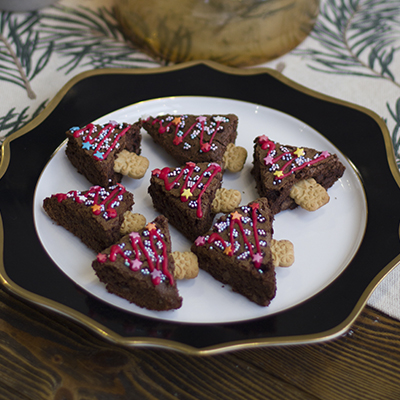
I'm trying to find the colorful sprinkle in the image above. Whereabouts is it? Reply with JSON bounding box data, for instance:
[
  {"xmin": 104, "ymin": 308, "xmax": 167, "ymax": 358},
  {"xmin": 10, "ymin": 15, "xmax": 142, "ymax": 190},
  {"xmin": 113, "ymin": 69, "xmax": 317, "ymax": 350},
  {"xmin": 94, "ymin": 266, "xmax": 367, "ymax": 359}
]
[
  {"xmin": 258, "ymin": 136, "xmax": 330, "ymax": 181},
  {"xmin": 152, "ymin": 115, "xmax": 227, "ymax": 153},
  {"xmin": 53, "ymin": 184, "xmax": 126, "ymax": 220},
  {"xmin": 152, "ymin": 162, "xmax": 222, "ymax": 218},
  {"xmin": 201, "ymin": 202, "xmax": 267, "ymax": 270}
]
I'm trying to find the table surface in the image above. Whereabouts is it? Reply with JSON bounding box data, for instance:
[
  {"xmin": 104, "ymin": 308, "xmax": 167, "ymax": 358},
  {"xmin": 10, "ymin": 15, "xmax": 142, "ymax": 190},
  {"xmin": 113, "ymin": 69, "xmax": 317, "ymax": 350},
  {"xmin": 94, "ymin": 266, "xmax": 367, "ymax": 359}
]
[
  {"xmin": 1, "ymin": 0, "xmax": 400, "ymax": 398},
  {"xmin": 0, "ymin": 288, "xmax": 399, "ymax": 399}
]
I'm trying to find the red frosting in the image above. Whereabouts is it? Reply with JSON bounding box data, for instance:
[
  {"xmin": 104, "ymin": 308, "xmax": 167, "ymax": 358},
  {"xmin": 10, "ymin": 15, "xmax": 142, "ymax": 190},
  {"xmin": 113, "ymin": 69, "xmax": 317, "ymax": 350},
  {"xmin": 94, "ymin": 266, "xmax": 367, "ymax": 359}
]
[
  {"xmin": 197, "ymin": 202, "xmax": 266, "ymax": 270},
  {"xmin": 152, "ymin": 115, "xmax": 224, "ymax": 153},
  {"xmin": 97, "ymin": 222, "xmax": 175, "ymax": 287},
  {"xmin": 72, "ymin": 122, "xmax": 131, "ymax": 161},
  {"xmin": 257, "ymin": 135, "xmax": 330, "ymax": 181},
  {"xmin": 53, "ymin": 184, "xmax": 126, "ymax": 219},
  {"xmin": 152, "ymin": 162, "xmax": 222, "ymax": 218}
]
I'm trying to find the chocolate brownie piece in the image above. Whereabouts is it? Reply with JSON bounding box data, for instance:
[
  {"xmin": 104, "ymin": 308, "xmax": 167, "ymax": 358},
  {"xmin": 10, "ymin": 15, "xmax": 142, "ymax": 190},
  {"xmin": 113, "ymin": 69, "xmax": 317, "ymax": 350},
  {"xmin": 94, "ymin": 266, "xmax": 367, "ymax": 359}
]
[
  {"xmin": 252, "ymin": 135, "xmax": 346, "ymax": 215},
  {"xmin": 66, "ymin": 121, "xmax": 142, "ymax": 187},
  {"xmin": 92, "ymin": 215, "xmax": 182, "ymax": 311},
  {"xmin": 148, "ymin": 161, "xmax": 223, "ymax": 241},
  {"xmin": 142, "ymin": 114, "xmax": 238, "ymax": 165},
  {"xmin": 43, "ymin": 184, "xmax": 134, "ymax": 253},
  {"xmin": 191, "ymin": 198, "xmax": 276, "ymax": 306}
]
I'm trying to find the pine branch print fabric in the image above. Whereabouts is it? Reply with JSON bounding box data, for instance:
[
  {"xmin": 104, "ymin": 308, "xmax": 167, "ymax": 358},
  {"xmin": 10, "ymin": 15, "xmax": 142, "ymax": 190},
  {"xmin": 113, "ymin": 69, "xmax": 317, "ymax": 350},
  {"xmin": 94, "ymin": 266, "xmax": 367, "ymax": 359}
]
[
  {"xmin": 276, "ymin": 0, "xmax": 400, "ymax": 166},
  {"xmin": 296, "ymin": 0, "xmax": 400, "ymax": 80},
  {"xmin": 0, "ymin": 1, "xmax": 157, "ymax": 143}
]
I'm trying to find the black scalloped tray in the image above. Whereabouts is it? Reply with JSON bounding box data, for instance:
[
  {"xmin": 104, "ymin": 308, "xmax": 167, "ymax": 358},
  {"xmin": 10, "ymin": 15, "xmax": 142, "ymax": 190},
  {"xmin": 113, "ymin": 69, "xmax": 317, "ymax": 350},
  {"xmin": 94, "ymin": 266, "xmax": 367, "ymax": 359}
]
[{"xmin": 1, "ymin": 61, "xmax": 399, "ymax": 355}]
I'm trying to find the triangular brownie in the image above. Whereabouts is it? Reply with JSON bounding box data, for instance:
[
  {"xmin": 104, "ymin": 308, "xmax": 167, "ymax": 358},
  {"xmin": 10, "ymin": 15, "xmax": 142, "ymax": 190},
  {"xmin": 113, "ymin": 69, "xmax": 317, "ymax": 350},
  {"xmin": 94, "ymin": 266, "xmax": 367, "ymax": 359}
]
[
  {"xmin": 191, "ymin": 198, "xmax": 276, "ymax": 306},
  {"xmin": 66, "ymin": 120, "xmax": 142, "ymax": 187},
  {"xmin": 148, "ymin": 162, "xmax": 223, "ymax": 241},
  {"xmin": 142, "ymin": 114, "xmax": 238, "ymax": 165},
  {"xmin": 92, "ymin": 215, "xmax": 183, "ymax": 311},
  {"xmin": 43, "ymin": 184, "xmax": 134, "ymax": 253},
  {"xmin": 252, "ymin": 135, "xmax": 346, "ymax": 214}
]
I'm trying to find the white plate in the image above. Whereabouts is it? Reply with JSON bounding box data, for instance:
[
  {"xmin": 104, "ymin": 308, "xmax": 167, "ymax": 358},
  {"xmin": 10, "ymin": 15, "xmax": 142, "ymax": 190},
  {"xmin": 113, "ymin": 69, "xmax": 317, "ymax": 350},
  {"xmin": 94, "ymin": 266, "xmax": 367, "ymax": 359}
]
[{"xmin": 33, "ymin": 96, "xmax": 367, "ymax": 324}]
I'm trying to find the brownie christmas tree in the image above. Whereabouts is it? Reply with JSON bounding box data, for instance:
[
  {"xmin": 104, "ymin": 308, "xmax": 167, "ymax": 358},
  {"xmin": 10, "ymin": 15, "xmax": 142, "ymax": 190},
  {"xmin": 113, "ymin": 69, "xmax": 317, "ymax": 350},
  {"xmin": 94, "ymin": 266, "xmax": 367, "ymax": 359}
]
[
  {"xmin": 252, "ymin": 135, "xmax": 346, "ymax": 214},
  {"xmin": 191, "ymin": 198, "xmax": 276, "ymax": 306},
  {"xmin": 43, "ymin": 183, "xmax": 134, "ymax": 253},
  {"xmin": 149, "ymin": 161, "xmax": 224, "ymax": 241},
  {"xmin": 65, "ymin": 120, "xmax": 143, "ymax": 187},
  {"xmin": 142, "ymin": 114, "xmax": 245, "ymax": 170},
  {"xmin": 92, "ymin": 215, "xmax": 182, "ymax": 311}
]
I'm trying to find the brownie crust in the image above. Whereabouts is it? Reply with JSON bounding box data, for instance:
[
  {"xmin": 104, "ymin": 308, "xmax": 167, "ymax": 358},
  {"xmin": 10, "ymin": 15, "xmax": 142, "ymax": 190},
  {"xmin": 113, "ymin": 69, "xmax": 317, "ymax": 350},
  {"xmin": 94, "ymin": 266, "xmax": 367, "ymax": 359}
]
[
  {"xmin": 142, "ymin": 114, "xmax": 238, "ymax": 165},
  {"xmin": 252, "ymin": 136, "xmax": 346, "ymax": 215},
  {"xmin": 43, "ymin": 185, "xmax": 134, "ymax": 253},
  {"xmin": 148, "ymin": 162, "xmax": 223, "ymax": 241},
  {"xmin": 191, "ymin": 198, "xmax": 276, "ymax": 306},
  {"xmin": 65, "ymin": 121, "xmax": 142, "ymax": 187},
  {"xmin": 92, "ymin": 215, "xmax": 182, "ymax": 311}
]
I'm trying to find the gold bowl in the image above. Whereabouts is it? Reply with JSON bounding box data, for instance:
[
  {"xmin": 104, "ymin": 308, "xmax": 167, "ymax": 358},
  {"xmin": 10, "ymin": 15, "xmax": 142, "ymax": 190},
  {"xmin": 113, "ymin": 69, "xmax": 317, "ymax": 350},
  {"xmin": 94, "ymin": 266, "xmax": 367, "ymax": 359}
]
[{"xmin": 115, "ymin": 0, "xmax": 319, "ymax": 67}]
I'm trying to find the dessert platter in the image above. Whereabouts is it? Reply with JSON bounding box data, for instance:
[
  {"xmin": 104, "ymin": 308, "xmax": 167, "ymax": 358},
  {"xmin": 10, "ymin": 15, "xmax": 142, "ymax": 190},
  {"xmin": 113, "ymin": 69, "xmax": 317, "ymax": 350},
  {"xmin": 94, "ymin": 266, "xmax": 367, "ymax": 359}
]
[
  {"xmin": 1, "ymin": 62, "xmax": 399, "ymax": 354},
  {"xmin": 34, "ymin": 95, "xmax": 362, "ymax": 322}
]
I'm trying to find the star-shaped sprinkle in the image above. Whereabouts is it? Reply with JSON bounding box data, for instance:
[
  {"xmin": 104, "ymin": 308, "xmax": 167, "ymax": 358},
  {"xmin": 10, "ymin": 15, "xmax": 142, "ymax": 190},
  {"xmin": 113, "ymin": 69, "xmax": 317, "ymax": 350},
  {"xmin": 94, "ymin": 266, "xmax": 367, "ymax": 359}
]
[
  {"xmin": 151, "ymin": 269, "xmax": 162, "ymax": 285},
  {"xmin": 172, "ymin": 116, "xmax": 181, "ymax": 125},
  {"xmin": 200, "ymin": 142, "xmax": 211, "ymax": 152},
  {"xmin": 258, "ymin": 135, "xmax": 269, "ymax": 143},
  {"xmin": 92, "ymin": 204, "xmax": 102, "ymax": 215},
  {"xmin": 96, "ymin": 253, "xmax": 107, "ymax": 263},
  {"xmin": 230, "ymin": 211, "xmax": 242, "ymax": 221},
  {"xmin": 82, "ymin": 141, "xmax": 92, "ymax": 150},
  {"xmin": 173, "ymin": 136, "xmax": 183, "ymax": 145},
  {"xmin": 181, "ymin": 188, "xmax": 192, "ymax": 200},
  {"xmin": 146, "ymin": 222, "xmax": 157, "ymax": 232},
  {"xmin": 94, "ymin": 151, "xmax": 104, "ymax": 160},
  {"xmin": 197, "ymin": 116, "xmax": 207, "ymax": 123},
  {"xmin": 249, "ymin": 202, "xmax": 260, "ymax": 210},
  {"xmin": 224, "ymin": 245, "xmax": 233, "ymax": 256},
  {"xmin": 252, "ymin": 252, "xmax": 263, "ymax": 264},
  {"xmin": 263, "ymin": 154, "xmax": 274, "ymax": 165},
  {"xmin": 130, "ymin": 258, "xmax": 142, "ymax": 271},
  {"xmin": 321, "ymin": 151, "xmax": 330, "ymax": 158},
  {"xmin": 274, "ymin": 170, "xmax": 284, "ymax": 178},
  {"xmin": 195, "ymin": 236, "xmax": 206, "ymax": 246},
  {"xmin": 294, "ymin": 147, "xmax": 305, "ymax": 157},
  {"xmin": 129, "ymin": 232, "xmax": 141, "ymax": 241},
  {"xmin": 151, "ymin": 269, "xmax": 162, "ymax": 279}
]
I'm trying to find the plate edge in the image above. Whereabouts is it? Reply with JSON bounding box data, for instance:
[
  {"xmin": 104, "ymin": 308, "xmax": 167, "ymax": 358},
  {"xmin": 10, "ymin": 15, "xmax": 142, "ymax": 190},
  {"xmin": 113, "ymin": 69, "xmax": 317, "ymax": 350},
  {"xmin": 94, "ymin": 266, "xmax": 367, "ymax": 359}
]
[{"xmin": 1, "ymin": 60, "xmax": 400, "ymax": 353}]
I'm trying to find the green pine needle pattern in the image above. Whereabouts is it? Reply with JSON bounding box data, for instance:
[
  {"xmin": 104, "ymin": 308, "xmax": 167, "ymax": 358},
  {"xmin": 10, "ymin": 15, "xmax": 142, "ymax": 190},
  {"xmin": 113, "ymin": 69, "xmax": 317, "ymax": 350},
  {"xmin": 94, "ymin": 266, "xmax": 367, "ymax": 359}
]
[
  {"xmin": 0, "ymin": 5, "xmax": 157, "ymax": 141},
  {"xmin": 0, "ymin": 100, "xmax": 47, "ymax": 135},
  {"xmin": 293, "ymin": 0, "xmax": 400, "ymax": 167},
  {"xmin": 39, "ymin": 5, "xmax": 157, "ymax": 72},
  {"xmin": 0, "ymin": 12, "xmax": 53, "ymax": 99}
]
